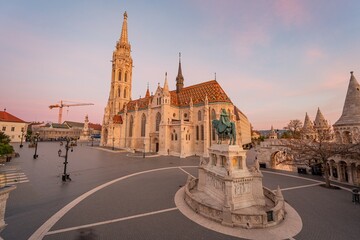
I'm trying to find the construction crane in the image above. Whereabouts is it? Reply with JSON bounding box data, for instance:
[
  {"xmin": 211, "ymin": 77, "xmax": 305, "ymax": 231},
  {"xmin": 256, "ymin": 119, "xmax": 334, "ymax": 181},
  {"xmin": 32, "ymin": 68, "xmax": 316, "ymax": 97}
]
[{"xmin": 49, "ymin": 100, "xmax": 94, "ymax": 124}]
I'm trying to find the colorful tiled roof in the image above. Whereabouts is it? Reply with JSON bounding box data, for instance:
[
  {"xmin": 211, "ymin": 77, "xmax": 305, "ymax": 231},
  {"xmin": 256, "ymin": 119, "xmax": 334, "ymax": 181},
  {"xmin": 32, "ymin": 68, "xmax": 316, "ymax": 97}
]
[
  {"xmin": 171, "ymin": 80, "xmax": 232, "ymax": 106},
  {"xmin": 123, "ymin": 80, "xmax": 232, "ymax": 112},
  {"xmin": 124, "ymin": 95, "xmax": 153, "ymax": 112},
  {"xmin": 0, "ymin": 111, "xmax": 26, "ymax": 123}
]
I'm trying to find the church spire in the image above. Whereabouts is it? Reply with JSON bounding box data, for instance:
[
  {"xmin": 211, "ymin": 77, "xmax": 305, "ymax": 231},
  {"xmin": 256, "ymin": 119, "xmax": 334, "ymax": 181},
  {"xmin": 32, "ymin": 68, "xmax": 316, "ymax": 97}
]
[
  {"xmin": 334, "ymin": 71, "xmax": 360, "ymax": 126},
  {"xmin": 117, "ymin": 11, "xmax": 130, "ymax": 51},
  {"xmin": 163, "ymin": 72, "xmax": 169, "ymax": 93},
  {"xmin": 145, "ymin": 82, "xmax": 150, "ymax": 98},
  {"xmin": 176, "ymin": 52, "xmax": 184, "ymax": 93}
]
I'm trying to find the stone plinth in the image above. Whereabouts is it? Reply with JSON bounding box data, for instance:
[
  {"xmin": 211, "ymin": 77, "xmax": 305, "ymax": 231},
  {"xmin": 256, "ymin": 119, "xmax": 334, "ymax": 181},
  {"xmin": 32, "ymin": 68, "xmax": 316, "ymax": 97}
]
[
  {"xmin": 184, "ymin": 144, "xmax": 286, "ymax": 228},
  {"xmin": 0, "ymin": 185, "xmax": 16, "ymax": 233}
]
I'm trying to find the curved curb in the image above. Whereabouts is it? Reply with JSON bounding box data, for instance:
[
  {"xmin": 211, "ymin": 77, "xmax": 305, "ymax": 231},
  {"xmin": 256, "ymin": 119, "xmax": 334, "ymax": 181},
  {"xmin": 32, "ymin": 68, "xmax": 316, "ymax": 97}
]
[
  {"xmin": 29, "ymin": 166, "xmax": 196, "ymax": 240},
  {"xmin": 174, "ymin": 187, "xmax": 302, "ymax": 240}
]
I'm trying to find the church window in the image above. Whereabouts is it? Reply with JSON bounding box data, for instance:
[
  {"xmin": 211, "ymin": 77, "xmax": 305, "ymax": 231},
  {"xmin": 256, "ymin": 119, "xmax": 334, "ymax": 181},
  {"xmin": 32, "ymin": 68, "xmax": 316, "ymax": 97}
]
[
  {"xmin": 175, "ymin": 133, "xmax": 178, "ymax": 141},
  {"xmin": 124, "ymin": 72, "xmax": 127, "ymax": 82},
  {"xmin": 118, "ymin": 71, "xmax": 122, "ymax": 81},
  {"xmin": 124, "ymin": 88, "xmax": 127, "ymax": 98},
  {"xmin": 141, "ymin": 114, "xmax": 146, "ymax": 137},
  {"xmin": 118, "ymin": 87, "xmax": 121, "ymax": 97},
  {"xmin": 129, "ymin": 115, "xmax": 134, "ymax": 137},
  {"xmin": 196, "ymin": 125, "xmax": 199, "ymax": 140},
  {"xmin": 198, "ymin": 110, "xmax": 202, "ymax": 121},
  {"xmin": 189, "ymin": 134, "xmax": 190, "ymax": 141},
  {"xmin": 211, "ymin": 109, "xmax": 216, "ymax": 120},
  {"xmin": 156, "ymin": 112, "xmax": 161, "ymax": 131},
  {"xmin": 159, "ymin": 97, "xmax": 162, "ymax": 104},
  {"xmin": 201, "ymin": 125, "xmax": 204, "ymax": 140}
]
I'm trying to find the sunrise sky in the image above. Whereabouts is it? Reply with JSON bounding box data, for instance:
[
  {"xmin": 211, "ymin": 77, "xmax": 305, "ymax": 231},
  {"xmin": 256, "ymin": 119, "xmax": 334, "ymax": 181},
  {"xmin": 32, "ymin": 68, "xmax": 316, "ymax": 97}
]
[{"xmin": 1, "ymin": 0, "xmax": 360, "ymax": 130}]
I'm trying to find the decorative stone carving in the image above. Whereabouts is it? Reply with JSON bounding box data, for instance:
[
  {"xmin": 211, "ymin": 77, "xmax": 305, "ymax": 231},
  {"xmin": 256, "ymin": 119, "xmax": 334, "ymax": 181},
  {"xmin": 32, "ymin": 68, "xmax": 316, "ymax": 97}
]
[{"xmin": 184, "ymin": 143, "xmax": 286, "ymax": 229}]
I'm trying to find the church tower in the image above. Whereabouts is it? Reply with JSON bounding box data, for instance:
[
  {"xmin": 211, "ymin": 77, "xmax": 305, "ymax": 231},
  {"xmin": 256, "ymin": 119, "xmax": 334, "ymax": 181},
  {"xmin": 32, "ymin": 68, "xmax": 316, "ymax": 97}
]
[{"xmin": 101, "ymin": 12, "xmax": 133, "ymax": 146}]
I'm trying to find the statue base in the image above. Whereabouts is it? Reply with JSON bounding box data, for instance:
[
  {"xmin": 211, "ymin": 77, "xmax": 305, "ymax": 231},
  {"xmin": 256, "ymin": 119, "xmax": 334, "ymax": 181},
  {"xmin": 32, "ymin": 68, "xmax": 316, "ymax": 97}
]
[{"xmin": 184, "ymin": 144, "xmax": 286, "ymax": 228}]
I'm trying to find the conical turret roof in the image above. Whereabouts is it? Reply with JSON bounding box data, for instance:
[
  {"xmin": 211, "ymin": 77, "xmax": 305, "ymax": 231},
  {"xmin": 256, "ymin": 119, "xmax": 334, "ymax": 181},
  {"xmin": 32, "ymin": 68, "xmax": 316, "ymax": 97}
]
[
  {"xmin": 314, "ymin": 108, "xmax": 328, "ymax": 129},
  {"xmin": 334, "ymin": 71, "xmax": 360, "ymax": 126},
  {"xmin": 303, "ymin": 112, "xmax": 314, "ymax": 132}
]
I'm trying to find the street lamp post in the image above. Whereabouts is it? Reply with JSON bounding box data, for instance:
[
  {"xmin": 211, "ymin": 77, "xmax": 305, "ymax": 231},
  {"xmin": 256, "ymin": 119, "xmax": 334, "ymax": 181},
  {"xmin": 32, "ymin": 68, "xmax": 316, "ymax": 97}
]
[
  {"xmin": 112, "ymin": 137, "xmax": 115, "ymax": 150},
  {"xmin": 143, "ymin": 140, "xmax": 145, "ymax": 158},
  {"xmin": 20, "ymin": 129, "xmax": 24, "ymax": 148},
  {"xmin": 91, "ymin": 136, "xmax": 94, "ymax": 147},
  {"xmin": 33, "ymin": 132, "xmax": 39, "ymax": 159},
  {"xmin": 58, "ymin": 137, "xmax": 74, "ymax": 182}
]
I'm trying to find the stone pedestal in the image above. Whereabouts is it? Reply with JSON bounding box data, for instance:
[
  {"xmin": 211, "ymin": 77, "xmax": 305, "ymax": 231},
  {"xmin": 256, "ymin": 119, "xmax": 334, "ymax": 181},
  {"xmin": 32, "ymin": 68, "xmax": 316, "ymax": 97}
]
[
  {"xmin": 0, "ymin": 185, "xmax": 16, "ymax": 233},
  {"xmin": 184, "ymin": 144, "xmax": 286, "ymax": 229}
]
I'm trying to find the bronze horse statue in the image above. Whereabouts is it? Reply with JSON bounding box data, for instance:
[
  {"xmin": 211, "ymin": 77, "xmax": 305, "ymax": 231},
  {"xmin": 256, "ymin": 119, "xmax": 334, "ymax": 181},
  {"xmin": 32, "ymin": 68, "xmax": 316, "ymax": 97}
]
[{"xmin": 212, "ymin": 109, "xmax": 236, "ymax": 145}]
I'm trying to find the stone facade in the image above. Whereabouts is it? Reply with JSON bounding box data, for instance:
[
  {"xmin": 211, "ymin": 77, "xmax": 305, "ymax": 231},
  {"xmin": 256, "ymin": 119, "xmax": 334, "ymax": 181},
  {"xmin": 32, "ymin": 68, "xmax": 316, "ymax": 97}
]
[
  {"xmin": 101, "ymin": 12, "xmax": 251, "ymax": 157},
  {"xmin": 0, "ymin": 111, "xmax": 28, "ymax": 143},
  {"xmin": 331, "ymin": 71, "xmax": 360, "ymax": 186}
]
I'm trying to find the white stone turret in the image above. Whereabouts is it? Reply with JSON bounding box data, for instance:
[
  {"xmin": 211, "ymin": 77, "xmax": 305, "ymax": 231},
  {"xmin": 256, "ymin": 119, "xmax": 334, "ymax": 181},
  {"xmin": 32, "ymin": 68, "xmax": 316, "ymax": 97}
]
[{"xmin": 333, "ymin": 71, "xmax": 360, "ymax": 143}]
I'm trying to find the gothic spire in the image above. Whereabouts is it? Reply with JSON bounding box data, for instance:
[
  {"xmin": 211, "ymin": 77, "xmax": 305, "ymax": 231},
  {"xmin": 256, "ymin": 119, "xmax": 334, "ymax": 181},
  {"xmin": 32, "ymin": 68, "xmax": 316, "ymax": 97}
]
[
  {"xmin": 116, "ymin": 11, "xmax": 131, "ymax": 52},
  {"xmin": 334, "ymin": 71, "xmax": 360, "ymax": 126},
  {"xmin": 163, "ymin": 72, "xmax": 169, "ymax": 92},
  {"xmin": 176, "ymin": 52, "xmax": 184, "ymax": 93},
  {"xmin": 145, "ymin": 82, "xmax": 150, "ymax": 98},
  {"xmin": 120, "ymin": 11, "xmax": 129, "ymax": 44}
]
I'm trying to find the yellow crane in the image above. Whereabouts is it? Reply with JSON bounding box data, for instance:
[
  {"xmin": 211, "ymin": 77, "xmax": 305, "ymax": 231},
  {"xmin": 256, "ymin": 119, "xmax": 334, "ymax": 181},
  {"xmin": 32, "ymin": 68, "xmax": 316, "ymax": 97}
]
[{"xmin": 49, "ymin": 100, "xmax": 94, "ymax": 124}]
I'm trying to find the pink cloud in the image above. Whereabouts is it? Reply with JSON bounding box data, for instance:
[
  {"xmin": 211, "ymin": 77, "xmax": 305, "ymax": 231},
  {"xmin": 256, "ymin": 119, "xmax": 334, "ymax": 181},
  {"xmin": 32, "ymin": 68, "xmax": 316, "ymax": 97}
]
[{"xmin": 274, "ymin": 0, "xmax": 310, "ymax": 26}]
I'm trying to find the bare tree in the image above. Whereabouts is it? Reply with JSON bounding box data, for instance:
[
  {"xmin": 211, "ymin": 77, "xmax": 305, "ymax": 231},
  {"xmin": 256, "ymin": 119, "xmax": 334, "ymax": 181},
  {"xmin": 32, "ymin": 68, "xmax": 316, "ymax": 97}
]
[
  {"xmin": 284, "ymin": 119, "xmax": 303, "ymax": 139},
  {"xmin": 280, "ymin": 127, "xmax": 360, "ymax": 188}
]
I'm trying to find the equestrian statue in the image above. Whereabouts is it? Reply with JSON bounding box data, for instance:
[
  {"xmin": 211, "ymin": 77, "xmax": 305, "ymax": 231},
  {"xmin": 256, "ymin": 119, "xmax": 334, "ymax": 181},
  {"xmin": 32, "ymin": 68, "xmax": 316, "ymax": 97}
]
[{"xmin": 212, "ymin": 109, "xmax": 236, "ymax": 145}]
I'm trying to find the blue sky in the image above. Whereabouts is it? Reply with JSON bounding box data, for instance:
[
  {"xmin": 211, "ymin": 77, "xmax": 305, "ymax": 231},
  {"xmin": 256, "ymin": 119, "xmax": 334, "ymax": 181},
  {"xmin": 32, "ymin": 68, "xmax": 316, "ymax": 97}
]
[{"xmin": 1, "ymin": 0, "xmax": 360, "ymax": 129}]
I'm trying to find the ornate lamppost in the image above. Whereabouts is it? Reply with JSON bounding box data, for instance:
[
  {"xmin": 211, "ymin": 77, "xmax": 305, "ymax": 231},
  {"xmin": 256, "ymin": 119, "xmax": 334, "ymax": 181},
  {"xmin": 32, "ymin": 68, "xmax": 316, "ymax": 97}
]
[
  {"xmin": 58, "ymin": 137, "xmax": 75, "ymax": 182},
  {"xmin": 19, "ymin": 129, "xmax": 25, "ymax": 148},
  {"xmin": 33, "ymin": 132, "xmax": 40, "ymax": 159}
]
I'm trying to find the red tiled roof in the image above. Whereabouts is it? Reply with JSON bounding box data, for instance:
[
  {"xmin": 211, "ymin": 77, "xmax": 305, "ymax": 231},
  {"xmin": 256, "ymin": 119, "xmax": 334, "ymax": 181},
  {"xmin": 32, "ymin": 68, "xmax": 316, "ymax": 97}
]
[
  {"xmin": 113, "ymin": 115, "xmax": 123, "ymax": 124},
  {"xmin": 125, "ymin": 95, "xmax": 153, "ymax": 112},
  {"xmin": 123, "ymin": 80, "xmax": 232, "ymax": 112},
  {"xmin": 89, "ymin": 123, "xmax": 102, "ymax": 131},
  {"xmin": 0, "ymin": 111, "xmax": 26, "ymax": 123},
  {"xmin": 171, "ymin": 80, "xmax": 232, "ymax": 106}
]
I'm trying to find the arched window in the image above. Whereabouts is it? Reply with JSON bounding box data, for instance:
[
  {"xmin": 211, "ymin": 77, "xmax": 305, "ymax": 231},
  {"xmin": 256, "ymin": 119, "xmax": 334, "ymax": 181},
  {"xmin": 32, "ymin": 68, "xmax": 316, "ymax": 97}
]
[
  {"xmin": 141, "ymin": 114, "xmax": 146, "ymax": 137},
  {"xmin": 196, "ymin": 125, "xmax": 199, "ymax": 140},
  {"xmin": 124, "ymin": 88, "xmax": 127, "ymax": 98},
  {"xmin": 118, "ymin": 71, "xmax": 122, "ymax": 81},
  {"xmin": 129, "ymin": 115, "xmax": 134, "ymax": 137},
  {"xmin": 175, "ymin": 133, "xmax": 178, "ymax": 141},
  {"xmin": 211, "ymin": 109, "xmax": 216, "ymax": 120},
  {"xmin": 198, "ymin": 110, "xmax": 202, "ymax": 121},
  {"xmin": 124, "ymin": 72, "xmax": 127, "ymax": 82},
  {"xmin": 118, "ymin": 87, "xmax": 121, "ymax": 97},
  {"xmin": 201, "ymin": 125, "xmax": 204, "ymax": 140},
  {"xmin": 156, "ymin": 112, "xmax": 161, "ymax": 131}
]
